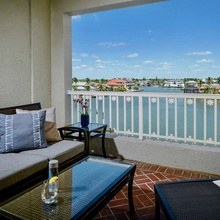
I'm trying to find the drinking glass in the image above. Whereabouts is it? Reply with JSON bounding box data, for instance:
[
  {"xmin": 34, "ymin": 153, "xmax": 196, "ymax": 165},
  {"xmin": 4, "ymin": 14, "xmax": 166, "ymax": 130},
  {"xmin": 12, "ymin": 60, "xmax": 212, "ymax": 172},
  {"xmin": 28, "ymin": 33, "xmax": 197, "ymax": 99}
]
[{"xmin": 41, "ymin": 179, "xmax": 59, "ymax": 204}]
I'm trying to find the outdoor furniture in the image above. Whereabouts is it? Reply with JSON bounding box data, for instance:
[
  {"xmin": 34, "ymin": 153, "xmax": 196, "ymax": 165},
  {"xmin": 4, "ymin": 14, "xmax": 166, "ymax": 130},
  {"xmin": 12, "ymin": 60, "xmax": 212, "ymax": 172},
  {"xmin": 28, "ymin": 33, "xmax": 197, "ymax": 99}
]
[
  {"xmin": 0, "ymin": 103, "xmax": 86, "ymax": 206},
  {"xmin": 154, "ymin": 179, "xmax": 220, "ymax": 220},
  {"xmin": 58, "ymin": 123, "xmax": 107, "ymax": 157},
  {"xmin": 0, "ymin": 156, "xmax": 136, "ymax": 220}
]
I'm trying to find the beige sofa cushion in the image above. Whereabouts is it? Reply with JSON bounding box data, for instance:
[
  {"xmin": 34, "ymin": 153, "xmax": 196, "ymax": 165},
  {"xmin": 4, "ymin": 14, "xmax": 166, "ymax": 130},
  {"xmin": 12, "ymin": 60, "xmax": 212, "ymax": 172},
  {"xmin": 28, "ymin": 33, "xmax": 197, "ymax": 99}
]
[
  {"xmin": 0, "ymin": 153, "xmax": 47, "ymax": 191},
  {"xmin": 20, "ymin": 140, "xmax": 85, "ymax": 164}
]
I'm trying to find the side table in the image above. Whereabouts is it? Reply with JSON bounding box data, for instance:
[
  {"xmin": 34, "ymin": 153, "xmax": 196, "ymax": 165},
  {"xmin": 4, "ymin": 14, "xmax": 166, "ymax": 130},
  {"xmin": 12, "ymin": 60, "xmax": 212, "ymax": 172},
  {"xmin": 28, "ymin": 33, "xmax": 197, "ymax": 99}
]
[{"xmin": 58, "ymin": 123, "xmax": 107, "ymax": 158}]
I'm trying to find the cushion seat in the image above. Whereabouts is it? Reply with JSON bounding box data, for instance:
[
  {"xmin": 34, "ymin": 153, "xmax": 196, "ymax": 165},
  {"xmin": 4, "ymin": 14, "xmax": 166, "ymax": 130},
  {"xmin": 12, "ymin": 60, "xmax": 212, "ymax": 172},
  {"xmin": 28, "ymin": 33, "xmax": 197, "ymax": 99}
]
[
  {"xmin": 20, "ymin": 140, "xmax": 85, "ymax": 164},
  {"xmin": 0, "ymin": 153, "xmax": 47, "ymax": 191}
]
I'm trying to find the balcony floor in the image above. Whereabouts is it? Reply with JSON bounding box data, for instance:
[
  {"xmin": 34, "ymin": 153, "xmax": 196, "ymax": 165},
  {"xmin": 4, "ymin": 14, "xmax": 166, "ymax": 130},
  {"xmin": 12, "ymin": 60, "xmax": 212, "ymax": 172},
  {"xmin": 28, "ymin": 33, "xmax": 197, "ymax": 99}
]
[{"xmin": 94, "ymin": 160, "xmax": 220, "ymax": 220}]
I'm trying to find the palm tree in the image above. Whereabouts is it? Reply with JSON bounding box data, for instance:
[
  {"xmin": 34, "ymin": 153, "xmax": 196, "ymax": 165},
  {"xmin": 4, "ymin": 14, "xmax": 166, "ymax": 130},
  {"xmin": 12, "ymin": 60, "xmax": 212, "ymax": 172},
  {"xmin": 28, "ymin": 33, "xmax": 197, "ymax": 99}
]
[
  {"xmin": 197, "ymin": 79, "xmax": 203, "ymax": 87},
  {"xmin": 85, "ymin": 77, "xmax": 90, "ymax": 84},
  {"xmin": 85, "ymin": 86, "xmax": 90, "ymax": 91},
  {"xmin": 72, "ymin": 77, "xmax": 78, "ymax": 85},
  {"xmin": 72, "ymin": 85, "xmax": 77, "ymax": 91},
  {"xmin": 100, "ymin": 78, "xmax": 106, "ymax": 84},
  {"xmin": 97, "ymin": 84, "xmax": 104, "ymax": 91},
  {"xmin": 207, "ymin": 77, "xmax": 212, "ymax": 86},
  {"xmin": 203, "ymin": 86, "xmax": 211, "ymax": 94},
  {"xmin": 212, "ymin": 87, "xmax": 219, "ymax": 94}
]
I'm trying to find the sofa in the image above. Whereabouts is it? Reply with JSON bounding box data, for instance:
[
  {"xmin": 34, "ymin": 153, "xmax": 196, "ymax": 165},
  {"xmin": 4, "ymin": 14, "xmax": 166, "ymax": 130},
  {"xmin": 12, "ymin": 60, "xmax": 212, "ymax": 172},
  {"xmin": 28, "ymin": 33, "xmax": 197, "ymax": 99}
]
[{"xmin": 0, "ymin": 103, "xmax": 87, "ymax": 205}]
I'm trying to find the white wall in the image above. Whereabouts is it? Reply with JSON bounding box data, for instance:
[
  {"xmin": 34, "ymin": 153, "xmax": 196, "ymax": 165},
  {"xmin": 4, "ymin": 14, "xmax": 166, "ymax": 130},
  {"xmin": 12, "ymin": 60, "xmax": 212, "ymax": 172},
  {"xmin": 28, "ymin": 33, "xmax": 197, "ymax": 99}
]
[
  {"xmin": 0, "ymin": 0, "xmax": 51, "ymax": 108},
  {"xmin": 0, "ymin": 0, "xmax": 31, "ymax": 107}
]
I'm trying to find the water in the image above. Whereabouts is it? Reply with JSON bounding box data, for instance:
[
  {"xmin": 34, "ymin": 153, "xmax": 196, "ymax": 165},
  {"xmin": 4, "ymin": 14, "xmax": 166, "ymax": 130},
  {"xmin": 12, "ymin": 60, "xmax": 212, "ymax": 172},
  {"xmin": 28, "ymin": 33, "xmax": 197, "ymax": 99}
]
[{"xmin": 142, "ymin": 86, "xmax": 184, "ymax": 94}]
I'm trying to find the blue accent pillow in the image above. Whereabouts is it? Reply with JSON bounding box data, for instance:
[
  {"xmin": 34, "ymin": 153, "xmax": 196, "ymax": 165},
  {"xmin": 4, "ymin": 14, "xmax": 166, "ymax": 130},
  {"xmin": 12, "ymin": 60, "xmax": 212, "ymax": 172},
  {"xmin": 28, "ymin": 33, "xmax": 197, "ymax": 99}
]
[{"xmin": 0, "ymin": 111, "xmax": 48, "ymax": 153}]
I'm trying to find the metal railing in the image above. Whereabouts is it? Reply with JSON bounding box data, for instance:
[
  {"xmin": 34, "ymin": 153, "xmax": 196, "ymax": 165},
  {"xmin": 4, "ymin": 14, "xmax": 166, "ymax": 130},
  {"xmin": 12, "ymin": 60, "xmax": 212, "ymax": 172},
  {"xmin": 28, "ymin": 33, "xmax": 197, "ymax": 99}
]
[{"xmin": 67, "ymin": 90, "xmax": 220, "ymax": 146}]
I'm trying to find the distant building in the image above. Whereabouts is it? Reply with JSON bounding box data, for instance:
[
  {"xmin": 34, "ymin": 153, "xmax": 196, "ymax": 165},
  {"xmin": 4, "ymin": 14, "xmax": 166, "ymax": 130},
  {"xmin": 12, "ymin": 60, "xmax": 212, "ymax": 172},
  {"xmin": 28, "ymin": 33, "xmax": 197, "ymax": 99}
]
[
  {"xmin": 163, "ymin": 79, "xmax": 184, "ymax": 88},
  {"xmin": 72, "ymin": 82, "xmax": 90, "ymax": 91},
  {"xmin": 184, "ymin": 80, "xmax": 200, "ymax": 93},
  {"xmin": 106, "ymin": 79, "xmax": 127, "ymax": 88}
]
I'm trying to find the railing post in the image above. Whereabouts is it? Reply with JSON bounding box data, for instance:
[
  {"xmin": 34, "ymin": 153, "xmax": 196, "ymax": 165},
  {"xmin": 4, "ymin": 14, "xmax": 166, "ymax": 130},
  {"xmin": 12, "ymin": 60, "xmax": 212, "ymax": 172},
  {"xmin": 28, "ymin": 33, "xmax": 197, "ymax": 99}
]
[{"xmin": 139, "ymin": 96, "xmax": 143, "ymax": 140}]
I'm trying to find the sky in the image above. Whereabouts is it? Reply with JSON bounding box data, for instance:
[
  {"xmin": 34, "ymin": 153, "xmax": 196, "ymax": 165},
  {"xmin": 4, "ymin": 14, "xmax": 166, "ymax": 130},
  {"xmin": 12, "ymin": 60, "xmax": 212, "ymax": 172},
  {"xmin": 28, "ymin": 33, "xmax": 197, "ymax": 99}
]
[{"xmin": 72, "ymin": 0, "xmax": 220, "ymax": 80}]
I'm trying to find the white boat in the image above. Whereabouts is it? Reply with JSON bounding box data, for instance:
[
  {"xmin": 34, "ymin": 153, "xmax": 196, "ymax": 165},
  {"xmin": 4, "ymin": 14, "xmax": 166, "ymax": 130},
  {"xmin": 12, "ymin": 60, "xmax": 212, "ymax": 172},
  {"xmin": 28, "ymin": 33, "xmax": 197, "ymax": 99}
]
[{"xmin": 163, "ymin": 80, "xmax": 184, "ymax": 88}]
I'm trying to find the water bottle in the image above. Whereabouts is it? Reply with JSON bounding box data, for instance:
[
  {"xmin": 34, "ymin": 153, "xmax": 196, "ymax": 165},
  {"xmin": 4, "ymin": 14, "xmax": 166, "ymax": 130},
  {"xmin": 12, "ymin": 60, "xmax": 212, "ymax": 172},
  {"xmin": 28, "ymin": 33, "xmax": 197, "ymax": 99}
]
[
  {"xmin": 48, "ymin": 159, "xmax": 59, "ymax": 181},
  {"xmin": 43, "ymin": 159, "xmax": 59, "ymax": 204}
]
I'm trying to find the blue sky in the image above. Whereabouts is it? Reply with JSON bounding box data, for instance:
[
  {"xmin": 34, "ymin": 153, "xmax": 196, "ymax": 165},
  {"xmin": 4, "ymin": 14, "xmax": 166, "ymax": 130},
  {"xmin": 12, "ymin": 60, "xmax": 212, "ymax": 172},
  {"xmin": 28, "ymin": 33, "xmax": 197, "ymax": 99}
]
[{"xmin": 72, "ymin": 0, "xmax": 220, "ymax": 79}]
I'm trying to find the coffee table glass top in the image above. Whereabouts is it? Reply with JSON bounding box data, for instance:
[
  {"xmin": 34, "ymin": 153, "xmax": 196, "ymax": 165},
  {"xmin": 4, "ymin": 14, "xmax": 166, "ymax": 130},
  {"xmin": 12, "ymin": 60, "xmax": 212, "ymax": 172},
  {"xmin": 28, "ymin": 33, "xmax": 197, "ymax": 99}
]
[{"xmin": 0, "ymin": 156, "xmax": 135, "ymax": 220}]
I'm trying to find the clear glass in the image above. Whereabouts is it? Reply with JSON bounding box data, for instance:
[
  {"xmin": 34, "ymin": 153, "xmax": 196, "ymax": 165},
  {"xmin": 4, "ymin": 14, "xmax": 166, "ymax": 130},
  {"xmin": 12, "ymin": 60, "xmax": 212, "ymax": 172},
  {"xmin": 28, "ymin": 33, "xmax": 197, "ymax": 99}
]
[{"xmin": 41, "ymin": 179, "xmax": 59, "ymax": 204}]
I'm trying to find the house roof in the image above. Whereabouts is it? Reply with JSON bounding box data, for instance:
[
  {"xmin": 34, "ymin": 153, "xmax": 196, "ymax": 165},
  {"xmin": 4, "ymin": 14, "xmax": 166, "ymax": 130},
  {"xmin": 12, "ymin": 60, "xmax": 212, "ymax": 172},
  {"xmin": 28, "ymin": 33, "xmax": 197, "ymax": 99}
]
[{"xmin": 106, "ymin": 79, "xmax": 127, "ymax": 86}]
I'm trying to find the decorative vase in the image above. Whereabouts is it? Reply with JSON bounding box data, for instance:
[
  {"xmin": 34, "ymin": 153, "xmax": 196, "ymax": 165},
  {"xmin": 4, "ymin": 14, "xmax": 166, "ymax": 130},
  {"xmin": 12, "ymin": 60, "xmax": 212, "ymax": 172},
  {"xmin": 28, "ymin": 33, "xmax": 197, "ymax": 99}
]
[{"xmin": 81, "ymin": 114, "xmax": 89, "ymax": 127}]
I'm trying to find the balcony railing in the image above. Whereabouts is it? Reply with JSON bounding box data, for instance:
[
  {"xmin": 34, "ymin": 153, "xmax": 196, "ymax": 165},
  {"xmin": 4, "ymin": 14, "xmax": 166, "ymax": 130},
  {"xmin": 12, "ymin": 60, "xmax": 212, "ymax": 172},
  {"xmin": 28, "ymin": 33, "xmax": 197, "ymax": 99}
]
[{"xmin": 67, "ymin": 90, "xmax": 220, "ymax": 146}]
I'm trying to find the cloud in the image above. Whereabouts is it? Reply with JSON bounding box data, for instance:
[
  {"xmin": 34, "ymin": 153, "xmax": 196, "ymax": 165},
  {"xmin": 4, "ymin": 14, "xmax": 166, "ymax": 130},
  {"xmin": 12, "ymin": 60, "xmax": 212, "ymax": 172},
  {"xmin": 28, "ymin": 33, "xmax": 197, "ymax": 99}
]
[
  {"xmin": 143, "ymin": 60, "xmax": 154, "ymax": 64},
  {"xmin": 195, "ymin": 69, "xmax": 202, "ymax": 72},
  {"xmin": 95, "ymin": 59, "xmax": 111, "ymax": 64},
  {"xmin": 72, "ymin": 58, "xmax": 81, "ymax": 62},
  {"xmin": 72, "ymin": 15, "xmax": 81, "ymax": 20},
  {"xmin": 91, "ymin": 54, "xmax": 99, "ymax": 59},
  {"xmin": 72, "ymin": 66, "xmax": 81, "ymax": 69},
  {"xmin": 197, "ymin": 59, "xmax": 213, "ymax": 63},
  {"xmin": 98, "ymin": 42, "xmax": 126, "ymax": 48},
  {"xmin": 97, "ymin": 65, "xmax": 105, "ymax": 68},
  {"xmin": 160, "ymin": 62, "xmax": 172, "ymax": 66},
  {"xmin": 127, "ymin": 53, "xmax": 139, "ymax": 58},
  {"xmin": 93, "ymin": 14, "xmax": 99, "ymax": 21},
  {"xmin": 157, "ymin": 62, "xmax": 173, "ymax": 70},
  {"xmin": 185, "ymin": 51, "xmax": 212, "ymax": 56},
  {"xmin": 80, "ymin": 53, "xmax": 89, "ymax": 57}
]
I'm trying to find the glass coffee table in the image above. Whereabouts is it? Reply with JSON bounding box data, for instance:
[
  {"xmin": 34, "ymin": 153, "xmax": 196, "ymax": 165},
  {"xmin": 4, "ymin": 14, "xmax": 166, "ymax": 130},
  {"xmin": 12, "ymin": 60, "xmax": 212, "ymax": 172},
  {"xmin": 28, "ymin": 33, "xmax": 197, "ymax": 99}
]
[{"xmin": 0, "ymin": 156, "xmax": 136, "ymax": 220}]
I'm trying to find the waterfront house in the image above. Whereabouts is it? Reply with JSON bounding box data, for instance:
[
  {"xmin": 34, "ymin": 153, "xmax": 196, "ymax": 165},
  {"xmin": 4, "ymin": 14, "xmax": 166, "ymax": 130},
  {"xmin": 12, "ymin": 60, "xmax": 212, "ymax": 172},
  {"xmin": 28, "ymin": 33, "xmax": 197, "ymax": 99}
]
[
  {"xmin": 72, "ymin": 81, "xmax": 91, "ymax": 91},
  {"xmin": 106, "ymin": 78, "xmax": 127, "ymax": 89}
]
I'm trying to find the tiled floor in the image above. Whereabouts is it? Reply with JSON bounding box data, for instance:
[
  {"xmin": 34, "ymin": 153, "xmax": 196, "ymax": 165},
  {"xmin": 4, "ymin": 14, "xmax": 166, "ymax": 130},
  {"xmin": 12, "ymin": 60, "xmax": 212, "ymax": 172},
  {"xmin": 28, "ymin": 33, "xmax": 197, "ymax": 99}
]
[{"xmin": 93, "ymin": 160, "xmax": 220, "ymax": 220}]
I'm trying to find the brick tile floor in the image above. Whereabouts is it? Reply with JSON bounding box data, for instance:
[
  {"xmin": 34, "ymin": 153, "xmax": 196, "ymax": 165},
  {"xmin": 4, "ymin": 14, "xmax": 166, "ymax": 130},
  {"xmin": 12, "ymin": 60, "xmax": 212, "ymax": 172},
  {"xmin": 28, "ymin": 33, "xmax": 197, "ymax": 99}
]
[{"xmin": 93, "ymin": 160, "xmax": 220, "ymax": 220}]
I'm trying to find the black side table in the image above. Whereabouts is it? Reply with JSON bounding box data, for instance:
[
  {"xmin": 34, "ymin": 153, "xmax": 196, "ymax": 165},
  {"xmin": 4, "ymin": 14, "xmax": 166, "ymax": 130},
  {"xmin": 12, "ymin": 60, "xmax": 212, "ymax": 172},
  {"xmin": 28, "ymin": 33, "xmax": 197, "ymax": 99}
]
[{"xmin": 58, "ymin": 123, "xmax": 107, "ymax": 158}]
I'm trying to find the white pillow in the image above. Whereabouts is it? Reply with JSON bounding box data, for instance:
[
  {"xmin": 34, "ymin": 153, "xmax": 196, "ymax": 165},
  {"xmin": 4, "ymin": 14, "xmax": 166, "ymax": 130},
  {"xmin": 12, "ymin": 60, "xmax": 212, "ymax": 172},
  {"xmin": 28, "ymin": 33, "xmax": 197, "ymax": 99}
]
[{"xmin": 16, "ymin": 107, "xmax": 56, "ymax": 122}]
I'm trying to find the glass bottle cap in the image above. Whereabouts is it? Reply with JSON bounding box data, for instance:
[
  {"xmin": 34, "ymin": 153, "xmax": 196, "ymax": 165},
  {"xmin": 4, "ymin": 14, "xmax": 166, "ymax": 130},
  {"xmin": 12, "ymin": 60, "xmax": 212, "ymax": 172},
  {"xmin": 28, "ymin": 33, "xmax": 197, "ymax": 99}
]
[{"xmin": 49, "ymin": 160, "xmax": 58, "ymax": 168}]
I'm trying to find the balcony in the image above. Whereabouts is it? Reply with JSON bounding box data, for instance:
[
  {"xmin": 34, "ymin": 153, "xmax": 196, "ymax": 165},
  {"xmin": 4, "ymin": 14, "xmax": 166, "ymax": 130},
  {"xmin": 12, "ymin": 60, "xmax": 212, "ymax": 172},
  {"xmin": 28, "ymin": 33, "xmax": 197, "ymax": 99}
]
[
  {"xmin": 67, "ymin": 90, "xmax": 220, "ymax": 175},
  {"xmin": 66, "ymin": 90, "xmax": 220, "ymax": 219}
]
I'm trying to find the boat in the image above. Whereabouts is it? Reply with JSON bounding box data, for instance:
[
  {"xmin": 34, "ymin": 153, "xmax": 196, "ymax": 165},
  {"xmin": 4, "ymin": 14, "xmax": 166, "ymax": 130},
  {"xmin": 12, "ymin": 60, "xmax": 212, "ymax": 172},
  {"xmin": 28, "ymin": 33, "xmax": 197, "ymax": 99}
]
[{"xmin": 163, "ymin": 79, "xmax": 185, "ymax": 88}]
